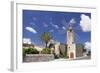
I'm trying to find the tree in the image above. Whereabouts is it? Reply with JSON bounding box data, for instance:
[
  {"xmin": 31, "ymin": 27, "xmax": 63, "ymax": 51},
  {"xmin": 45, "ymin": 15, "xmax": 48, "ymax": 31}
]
[
  {"xmin": 41, "ymin": 48, "xmax": 51, "ymax": 54},
  {"xmin": 41, "ymin": 32, "xmax": 52, "ymax": 48},
  {"xmin": 23, "ymin": 48, "xmax": 39, "ymax": 55}
]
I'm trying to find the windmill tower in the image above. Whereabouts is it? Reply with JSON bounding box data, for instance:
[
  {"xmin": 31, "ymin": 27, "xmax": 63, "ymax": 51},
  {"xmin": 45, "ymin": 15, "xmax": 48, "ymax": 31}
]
[{"xmin": 67, "ymin": 19, "xmax": 76, "ymax": 59}]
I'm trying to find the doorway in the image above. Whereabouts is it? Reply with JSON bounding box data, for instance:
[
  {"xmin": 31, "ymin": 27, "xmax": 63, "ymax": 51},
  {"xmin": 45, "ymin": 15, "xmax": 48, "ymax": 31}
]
[{"xmin": 70, "ymin": 52, "xmax": 74, "ymax": 58}]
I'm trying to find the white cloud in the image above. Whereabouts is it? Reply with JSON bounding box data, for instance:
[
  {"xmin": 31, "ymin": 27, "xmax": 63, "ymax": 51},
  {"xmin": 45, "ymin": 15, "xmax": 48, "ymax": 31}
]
[
  {"xmin": 85, "ymin": 41, "xmax": 91, "ymax": 50},
  {"xmin": 62, "ymin": 26, "xmax": 66, "ymax": 30},
  {"xmin": 43, "ymin": 22, "xmax": 48, "ymax": 27},
  {"xmin": 30, "ymin": 22, "xmax": 36, "ymax": 25},
  {"xmin": 69, "ymin": 18, "xmax": 76, "ymax": 24},
  {"xmin": 25, "ymin": 27, "xmax": 37, "ymax": 34},
  {"xmin": 23, "ymin": 38, "xmax": 32, "ymax": 44},
  {"xmin": 50, "ymin": 22, "xmax": 59, "ymax": 29},
  {"xmin": 33, "ymin": 17, "xmax": 37, "ymax": 21},
  {"xmin": 49, "ymin": 29, "xmax": 54, "ymax": 32},
  {"xmin": 80, "ymin": 14, "xmax": 91, "ymax": 32},
  {"xmin": 53, "ymin": 24, "xmax": 59, "ymax": 29}
]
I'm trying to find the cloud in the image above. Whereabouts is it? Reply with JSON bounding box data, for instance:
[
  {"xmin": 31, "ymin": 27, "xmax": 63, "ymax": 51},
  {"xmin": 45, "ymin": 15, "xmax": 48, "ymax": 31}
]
[
  {"xmin": 62, "ymin": 26, "xmax": 66, "ymax": 30},
  {"xmin": 30, "ymin": 22, "xmax": 36, "ymax": 25},
  {"xmin": 25, "ymin": 27, "xmax": 37, "ymax": 34},
  {"xmin": 80, "ymin": 14, "xmax": 91, "ymax": 32},
  {"xmin": 50, "ymin": 22, "xmax": 59, "ymax": 29},
  {"xmin": 53, "ymin": 24, "xmax": 59, "ymax": 29},
  {"xmin": 23, "ymin": 38, "xmax": 32, "ymax": 44},
  {"xmin": 33, "ymin": 17, "xmax": 37, "ymax": 21},
  {"xmin": 69, "ymin": 18, "xmax": 76, "ymax": 24},
  {"xmin": 85, "ymin": 41, "xmax": 91, "ymax": 50},
  {"xmin": 49, "ymin": 29, "xmax": 54, "ymax": 32},
  {"xmin": 43, "ymin": 22, "xmax": 48, "ymax": 27}
]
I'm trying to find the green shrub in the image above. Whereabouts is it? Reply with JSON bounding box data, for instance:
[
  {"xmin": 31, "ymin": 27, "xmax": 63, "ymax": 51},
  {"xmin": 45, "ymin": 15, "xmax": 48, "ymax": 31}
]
[
  {"xmin": 23, "ymin": 48, "xmax": 39, "ymax": 55},
  {"xmin": 41, "ymin": 48, "xmax": 51, "ymax": 54},
  {"xmin": 59, "ymin": 53, "xmax": 67, "ymax": 58}
]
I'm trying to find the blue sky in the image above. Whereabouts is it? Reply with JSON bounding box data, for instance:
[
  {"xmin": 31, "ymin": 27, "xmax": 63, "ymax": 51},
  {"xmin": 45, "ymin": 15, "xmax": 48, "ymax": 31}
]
[{"xmin": 23, "ymin": 10, "xmax": 91, "ymax": 46}]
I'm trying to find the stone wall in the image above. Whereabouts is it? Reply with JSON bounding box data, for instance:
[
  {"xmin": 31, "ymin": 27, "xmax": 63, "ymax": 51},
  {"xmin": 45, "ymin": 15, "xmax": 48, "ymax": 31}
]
[
  {"xmin": 23, "ymin": 54, "xmax": 54, "ymax": 62},
  {"xmin": 76, "ymin": 44, "xmax": 84, "ymax": 57}
]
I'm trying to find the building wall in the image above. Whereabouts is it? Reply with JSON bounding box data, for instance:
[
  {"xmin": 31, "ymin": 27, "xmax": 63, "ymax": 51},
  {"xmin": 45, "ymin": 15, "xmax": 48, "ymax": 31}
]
[
  {"xmin": 67, "ymin": 27, "xmax": 76, "ymax": 59},
  {"xmin": 76, "ymin": 44, "xmax": 84, "ymax": 57},
  {"xmin": 54, "ymin": 42, "xmax": 60, "ymax": 56},
  {"xmin": 67, "ymin": 44, "xmax": 76, "ymax": 59},
  {"xmin": 59, "ymin": 44, "xmax": 67, "ymax": 57}
]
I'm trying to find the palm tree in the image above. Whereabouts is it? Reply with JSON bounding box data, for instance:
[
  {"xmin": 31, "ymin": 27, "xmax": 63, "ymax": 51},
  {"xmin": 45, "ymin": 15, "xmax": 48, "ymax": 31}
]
[{"xmin": 41, "ymin": 32, "xmax": 52, "ymax": 48}]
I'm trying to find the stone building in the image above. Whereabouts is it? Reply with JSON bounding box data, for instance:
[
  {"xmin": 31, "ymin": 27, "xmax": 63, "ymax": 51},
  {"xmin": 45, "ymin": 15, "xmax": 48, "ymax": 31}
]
[
  {"xmin": 66, "ymin": 19, "xmax": 84, "ymax": 59},
  {"xmin": 59, "ymin": 44, "xmax": 67, "ymax": 57},
  {"xmin": 67, "ymin": 25, "xmax": 76, "ymax": 59},
  {"xmin": 23, "ymin": 43, "xmax": 34, "ymax": 49},
  {"xmin": 76, "ymin": 44, "xmax": 84, "ymax": 57}
]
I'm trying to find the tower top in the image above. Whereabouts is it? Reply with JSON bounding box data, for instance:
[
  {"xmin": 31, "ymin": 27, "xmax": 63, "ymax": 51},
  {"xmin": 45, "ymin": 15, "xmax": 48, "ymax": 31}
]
[{"xmin": 67, "ymin": 18, "xmax": 76, "ymax": 31}]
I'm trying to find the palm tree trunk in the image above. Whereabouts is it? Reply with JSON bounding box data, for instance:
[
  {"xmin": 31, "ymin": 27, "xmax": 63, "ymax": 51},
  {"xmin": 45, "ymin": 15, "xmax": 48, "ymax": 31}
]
[{"xmin": 45, "ymin": 42, "xmax": 48, "ymax": 48}]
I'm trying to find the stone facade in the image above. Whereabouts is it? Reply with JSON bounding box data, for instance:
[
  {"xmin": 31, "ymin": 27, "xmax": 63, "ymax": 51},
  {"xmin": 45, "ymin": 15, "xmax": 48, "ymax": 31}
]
[
  {"xmin": 54, "ymin": 42, "xmax": 60, "ymax": 57},
  {"xmin": 59, "ymin": 44, "xmax": 67, "ymax": 57},
  {"xmin": 76, "ymin": 44, "xmax": 84, "ymax": 57},
  {"xmin": 67, "ymin": 26, "xmax": 76, "ymax": 59}
]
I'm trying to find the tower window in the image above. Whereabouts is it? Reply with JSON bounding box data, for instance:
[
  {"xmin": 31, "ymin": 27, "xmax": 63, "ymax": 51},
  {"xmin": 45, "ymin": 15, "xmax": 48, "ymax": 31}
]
[{"xmin": 69, "ymin": 29, "xmax": 72, "ymax": 32}]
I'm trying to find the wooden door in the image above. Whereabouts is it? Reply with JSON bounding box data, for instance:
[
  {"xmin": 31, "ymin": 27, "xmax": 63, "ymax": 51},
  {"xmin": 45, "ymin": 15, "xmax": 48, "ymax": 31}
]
[{"xmin": 70, "ymin": 52, "xmax": 74, "ymax": 58}]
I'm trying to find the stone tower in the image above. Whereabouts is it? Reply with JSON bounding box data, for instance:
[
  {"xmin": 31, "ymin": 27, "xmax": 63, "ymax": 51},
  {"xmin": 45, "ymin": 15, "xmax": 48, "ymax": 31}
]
[{"xmin": 67, "ymin": 19, "xmax": 76, "ymax": 59}]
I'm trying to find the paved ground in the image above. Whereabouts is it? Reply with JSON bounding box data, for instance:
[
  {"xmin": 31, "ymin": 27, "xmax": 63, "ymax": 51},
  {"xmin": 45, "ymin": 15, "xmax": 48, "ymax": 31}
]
[
  {"xmin": 23, "ymin": 55, "xmax": 91, "ymax": 62},
  {"xmin": 51, "ymin": 56, "xmax": 91, "ymax": 62},
  {"xmin": 75, "ymin": 56, "xmax": 91, "ymax": 60}
]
